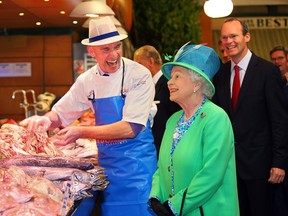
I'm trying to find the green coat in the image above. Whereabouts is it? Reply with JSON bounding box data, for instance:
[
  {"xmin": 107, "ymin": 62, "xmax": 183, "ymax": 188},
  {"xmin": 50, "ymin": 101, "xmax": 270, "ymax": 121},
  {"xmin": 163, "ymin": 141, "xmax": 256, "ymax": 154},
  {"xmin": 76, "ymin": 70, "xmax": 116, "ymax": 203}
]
[{"xmin": 150, "ymin": 100, "xmax": 239, "ymax": 216}]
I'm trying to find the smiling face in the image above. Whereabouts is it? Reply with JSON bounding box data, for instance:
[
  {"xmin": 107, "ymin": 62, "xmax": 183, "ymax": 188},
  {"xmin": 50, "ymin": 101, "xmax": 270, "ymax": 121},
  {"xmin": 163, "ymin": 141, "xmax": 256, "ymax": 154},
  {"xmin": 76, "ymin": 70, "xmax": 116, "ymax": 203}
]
[
  {"xmin": 88, "ymin": 41, "xmax": 123, "ymax": 73},
  {"xmin": 270, "ymin": 50, "xmax": 287, "ymax": 76},
  {"xmin": 220, "ymin": 20, "xmax": 250, "ymax": 64},
  {"xmin": 167, "ymin": 66, "xmax": 199, "ymax": 105}
]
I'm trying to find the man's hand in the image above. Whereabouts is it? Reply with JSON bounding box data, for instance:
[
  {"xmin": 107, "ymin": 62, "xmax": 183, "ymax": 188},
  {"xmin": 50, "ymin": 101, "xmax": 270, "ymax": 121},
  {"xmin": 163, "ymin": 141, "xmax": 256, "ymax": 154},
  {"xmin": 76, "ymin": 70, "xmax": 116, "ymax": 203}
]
[
  {"xmin": 20, "ymin": 115, "xmax": 51, "ymax": 132},
  {"xmin": 268, "ymin": 167, "xmax": 285, "ymax": 184},
  {"xmin": 53, "ymin": 126, "xmax": 83, "ymax": 146}
]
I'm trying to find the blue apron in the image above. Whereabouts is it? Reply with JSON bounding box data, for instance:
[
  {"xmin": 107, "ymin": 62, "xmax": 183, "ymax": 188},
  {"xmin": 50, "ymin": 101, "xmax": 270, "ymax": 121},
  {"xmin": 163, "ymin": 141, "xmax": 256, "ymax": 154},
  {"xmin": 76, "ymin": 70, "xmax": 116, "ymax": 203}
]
[
  {"xmin": 93, "ymin": 96, "xmax": 157, "ymax": 215},
  {"xmin": 90, "ymin": 95, "xmax": 156, "ymax": 216}
]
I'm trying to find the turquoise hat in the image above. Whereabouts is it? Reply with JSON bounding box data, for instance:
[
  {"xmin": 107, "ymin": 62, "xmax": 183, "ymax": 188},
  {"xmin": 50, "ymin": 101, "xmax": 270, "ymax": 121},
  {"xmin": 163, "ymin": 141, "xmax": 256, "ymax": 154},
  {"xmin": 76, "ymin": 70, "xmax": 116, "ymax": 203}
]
[{"xmin": 162, "ymin": 43, "xmax": 220, "ymax": 95}]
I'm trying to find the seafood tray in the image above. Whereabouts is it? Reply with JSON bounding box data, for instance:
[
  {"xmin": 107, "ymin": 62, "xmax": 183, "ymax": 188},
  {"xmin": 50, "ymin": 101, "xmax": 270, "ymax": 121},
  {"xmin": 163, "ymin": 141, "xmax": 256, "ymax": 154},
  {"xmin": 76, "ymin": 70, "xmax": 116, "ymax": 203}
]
[
  {"xmin": 0, "ymin": 156, "xmax": 109, "ymax": 215},
  {"xmin": 0, "ymin": 124, "xmax": 108, "ymax": 215},
  {"xmin": 0, "ymin": 123, "xmax": 98, "ymax": 159}
]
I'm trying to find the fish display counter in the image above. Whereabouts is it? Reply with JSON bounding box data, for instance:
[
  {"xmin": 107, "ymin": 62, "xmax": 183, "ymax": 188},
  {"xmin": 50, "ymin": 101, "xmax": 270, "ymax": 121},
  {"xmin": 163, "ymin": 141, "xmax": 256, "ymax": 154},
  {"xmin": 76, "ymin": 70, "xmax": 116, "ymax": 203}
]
[{"xmin": 0, "ymin": 123, "xmax": 109, "ymax": 215}]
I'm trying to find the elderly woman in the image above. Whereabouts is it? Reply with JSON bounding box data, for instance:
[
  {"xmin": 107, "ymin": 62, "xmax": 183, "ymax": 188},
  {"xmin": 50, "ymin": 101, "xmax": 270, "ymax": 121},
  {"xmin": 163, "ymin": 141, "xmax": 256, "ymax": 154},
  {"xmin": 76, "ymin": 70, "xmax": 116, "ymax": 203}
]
[{"xmin": 149, "ymin": 43, "xmax": 239, "ymax": 216}]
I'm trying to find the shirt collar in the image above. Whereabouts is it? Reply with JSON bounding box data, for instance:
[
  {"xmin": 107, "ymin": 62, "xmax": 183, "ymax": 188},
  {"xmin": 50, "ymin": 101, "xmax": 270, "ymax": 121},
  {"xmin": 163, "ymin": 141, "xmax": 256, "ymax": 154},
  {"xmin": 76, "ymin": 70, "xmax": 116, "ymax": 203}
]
[
  {"xmin": 231, "ymin": 49, "xmax": 252, "ymax": 71},
  {"xmin": 153, "ymin": 70, "xmax": 163, "ymax": 84}
]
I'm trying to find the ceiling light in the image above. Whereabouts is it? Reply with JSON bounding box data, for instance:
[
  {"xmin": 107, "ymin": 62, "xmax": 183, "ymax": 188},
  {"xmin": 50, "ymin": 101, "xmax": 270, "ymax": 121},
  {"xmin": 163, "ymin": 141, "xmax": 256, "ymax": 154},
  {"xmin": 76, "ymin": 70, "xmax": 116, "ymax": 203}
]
[
  {"xmin": 70, "ymin": 0, "xmax": 115, "ymax": 17},
  {"xmin": 82, "ymin": 16, "xmax": 121, "ymax": 28},
  {"xmin": 204, "ymin": 0, "xmax": 233, "ymax": 18},
  {"xmin": 19, "ymin": 12, "xmax": 24, "ymax": 16}
]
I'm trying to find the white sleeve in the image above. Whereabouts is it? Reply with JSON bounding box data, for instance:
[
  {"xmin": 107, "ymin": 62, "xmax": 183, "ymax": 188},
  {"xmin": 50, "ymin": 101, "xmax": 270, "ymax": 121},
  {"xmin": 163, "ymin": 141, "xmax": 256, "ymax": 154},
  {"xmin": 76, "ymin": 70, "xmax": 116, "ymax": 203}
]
[
  {"xmin": 122, "ymin": 61, "xmax": 155, "ymax": 127},
  {"xmin": 52, "ymin": 74, "xmax": 92, "ymax": 127}
]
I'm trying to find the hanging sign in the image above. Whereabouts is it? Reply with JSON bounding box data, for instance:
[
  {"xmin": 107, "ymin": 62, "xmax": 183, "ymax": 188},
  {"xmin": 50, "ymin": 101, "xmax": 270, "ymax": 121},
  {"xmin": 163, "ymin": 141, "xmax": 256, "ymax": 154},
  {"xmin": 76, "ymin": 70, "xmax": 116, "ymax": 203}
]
[
  {"xmin": 241, "ymin": 17, "xmax": 288, "ymax": 29},
  {"xmin": 212, "ymin": 17, "xmax": 288, "ymax": 29},
  {"xmin": 0, "ymin": 62, "xmax": 31, "ymax": 77}
]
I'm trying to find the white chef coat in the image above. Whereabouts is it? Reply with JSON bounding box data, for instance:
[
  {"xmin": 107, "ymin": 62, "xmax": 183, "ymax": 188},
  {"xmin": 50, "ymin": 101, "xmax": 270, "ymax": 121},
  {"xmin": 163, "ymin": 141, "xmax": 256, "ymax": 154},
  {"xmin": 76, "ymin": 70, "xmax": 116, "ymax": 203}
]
[{"xmin": 52, "ymin": 57, "xmax": 155, "ymax": 128}]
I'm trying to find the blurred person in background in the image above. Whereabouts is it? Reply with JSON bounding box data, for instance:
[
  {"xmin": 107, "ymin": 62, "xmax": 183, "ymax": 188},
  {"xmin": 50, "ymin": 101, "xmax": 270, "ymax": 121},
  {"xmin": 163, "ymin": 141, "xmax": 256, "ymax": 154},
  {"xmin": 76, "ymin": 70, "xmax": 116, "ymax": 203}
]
[
  {"xmin": 149, "ymin": 43, "xmax": 239, "ymax": 216},
  {"xmin": 134, "ymin": 45, "xmax": 181, "ymax": 158},
  {"xmin": 270, "ymin": 45, "xmax": 288, "ymax": 100},
  {"xmin": 269, "ymin": 45, "xmax": 288, "ymax": 216},
  {"xmin": 218, "ymin": 39, "xmax": 231, "ymax": 63}
]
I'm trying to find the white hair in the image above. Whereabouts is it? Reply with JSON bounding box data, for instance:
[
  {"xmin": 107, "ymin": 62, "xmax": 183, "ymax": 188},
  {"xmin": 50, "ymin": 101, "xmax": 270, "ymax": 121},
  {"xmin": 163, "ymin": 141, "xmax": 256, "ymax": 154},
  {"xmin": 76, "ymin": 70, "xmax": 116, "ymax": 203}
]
[{"xmin": 188, "ymin": 69, "xmax": 213, "ymax": 99}]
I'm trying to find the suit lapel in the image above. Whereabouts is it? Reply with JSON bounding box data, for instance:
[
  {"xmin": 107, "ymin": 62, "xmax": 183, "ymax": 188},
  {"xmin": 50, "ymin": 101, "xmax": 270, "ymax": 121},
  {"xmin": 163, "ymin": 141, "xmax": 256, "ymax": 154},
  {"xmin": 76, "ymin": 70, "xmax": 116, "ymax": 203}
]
[{"xmin": 222, "ymin": 62, "xmax": 234, "ymax": 114}]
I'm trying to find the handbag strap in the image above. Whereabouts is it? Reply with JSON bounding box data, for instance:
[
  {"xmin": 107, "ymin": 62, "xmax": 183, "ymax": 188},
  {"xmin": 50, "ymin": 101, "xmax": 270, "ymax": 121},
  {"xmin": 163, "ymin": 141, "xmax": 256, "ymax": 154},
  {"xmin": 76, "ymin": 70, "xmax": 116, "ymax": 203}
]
[{"xmin": 180, "ymin": 188, "xmax": 187, "ymax": 216}]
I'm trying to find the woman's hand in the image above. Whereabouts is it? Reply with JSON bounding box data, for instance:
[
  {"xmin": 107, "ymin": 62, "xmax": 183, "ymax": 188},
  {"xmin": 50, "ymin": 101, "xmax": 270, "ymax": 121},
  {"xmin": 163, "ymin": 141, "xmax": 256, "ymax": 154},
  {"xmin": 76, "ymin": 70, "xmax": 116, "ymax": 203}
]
[{"xmin": 150, "ymin": 198, "xmax": 174, "ymax": 216}]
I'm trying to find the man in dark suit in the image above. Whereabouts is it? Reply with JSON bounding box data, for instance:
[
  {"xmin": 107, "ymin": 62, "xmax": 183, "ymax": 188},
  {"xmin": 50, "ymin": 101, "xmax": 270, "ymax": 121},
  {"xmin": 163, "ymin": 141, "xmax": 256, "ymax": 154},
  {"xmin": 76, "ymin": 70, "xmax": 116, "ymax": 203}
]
[
  {"xmin": 134, "ymin": 45, "xmax": 181, "ymax": 158},
  {"xmin": 269, "ymin": 45, "xmax": 288, "ymax": 216},
  {"xmin": 213, "ymin": 18, "xmax": 288, "ymax": 216}
]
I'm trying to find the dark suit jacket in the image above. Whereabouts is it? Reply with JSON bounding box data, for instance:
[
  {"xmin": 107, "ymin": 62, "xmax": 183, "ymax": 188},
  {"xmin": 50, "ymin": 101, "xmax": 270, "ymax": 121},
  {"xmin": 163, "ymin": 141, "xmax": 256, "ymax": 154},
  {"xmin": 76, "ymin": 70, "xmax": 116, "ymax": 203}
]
[
  {"xmin": 153, "ymin": 75, "xmax": 181, "ymax": 157},
  {"xmin": 213, "ymin": 52, "xmax": 288, "ymax": 180},
  {"xmin": 283, "ymin": 81, "xmax": 288, "ymax": 101}
]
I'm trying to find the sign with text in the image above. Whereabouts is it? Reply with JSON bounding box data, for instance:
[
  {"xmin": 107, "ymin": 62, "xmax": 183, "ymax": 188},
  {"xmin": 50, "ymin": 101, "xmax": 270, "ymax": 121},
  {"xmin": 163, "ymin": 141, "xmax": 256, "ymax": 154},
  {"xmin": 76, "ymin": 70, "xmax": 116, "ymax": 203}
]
[
  {"xmin": 212, "ymin": 17, "xmax": 288, "ymax": 30},
  {"xmin": 242, "ymin": 17, "xmax": 288, "ymax": 29},
  {"xmin": 0, "ymin": 62, "xmax": 31, "ymax": 77}
]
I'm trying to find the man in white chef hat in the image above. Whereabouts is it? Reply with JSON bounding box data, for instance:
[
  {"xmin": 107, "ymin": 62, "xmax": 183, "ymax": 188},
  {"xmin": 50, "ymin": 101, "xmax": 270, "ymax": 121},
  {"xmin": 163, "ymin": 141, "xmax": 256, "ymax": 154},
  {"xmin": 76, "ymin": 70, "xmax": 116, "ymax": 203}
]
[{"xmin": 21, "ymin": 16, "xmax": 157, "ymax": 216}]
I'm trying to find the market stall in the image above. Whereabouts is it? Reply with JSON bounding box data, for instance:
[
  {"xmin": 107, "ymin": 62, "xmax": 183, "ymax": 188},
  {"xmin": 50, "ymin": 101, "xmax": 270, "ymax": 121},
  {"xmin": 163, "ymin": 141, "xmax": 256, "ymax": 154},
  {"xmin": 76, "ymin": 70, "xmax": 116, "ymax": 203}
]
[{"xmin": 0, "ymin": 123, "xmax": 108, "ymax": 216}]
